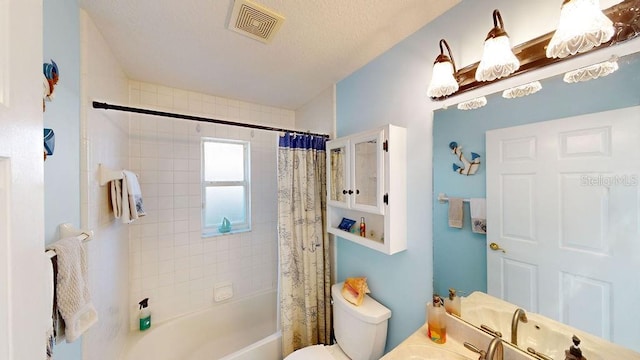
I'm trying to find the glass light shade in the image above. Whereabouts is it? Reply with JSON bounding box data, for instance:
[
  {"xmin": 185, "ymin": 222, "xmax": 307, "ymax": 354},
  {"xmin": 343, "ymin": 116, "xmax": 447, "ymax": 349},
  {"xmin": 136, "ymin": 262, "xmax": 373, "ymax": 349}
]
[
  {"xmin": 546, "ymin": 0, "xmax": 615, "ymax": 59},
  {"xmin": 475, "ymin": 35, "xmax": 521, "ymax": 82},
  {"xmin": 502, "ymin": 81, "xmax": 542, "ymax": 99},
  {"xmin": 457, "ymin": 96, "xmax": 487, "ymax": 110},
  {"xmin": 563, "ymin": 58, "xmax": 619, "ymax": 83},
  {"xmin": 428, "ymin": 61, "xmax": 459, "ymax": 98}
]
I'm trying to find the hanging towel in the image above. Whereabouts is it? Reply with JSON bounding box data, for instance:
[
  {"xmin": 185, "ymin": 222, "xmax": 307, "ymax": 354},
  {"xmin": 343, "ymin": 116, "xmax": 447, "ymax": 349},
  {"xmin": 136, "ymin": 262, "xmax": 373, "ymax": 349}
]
[
  {"xmin": 448, "ymin": 197, "xmax": 464, "ymax": 228},
  {"xmin": 470, "ymin": 198, "xmax": 487, "ymax": 234},
  {"xmin": 110, "ymin": 174, "xmax": 123, "ymax": 219},
  {"xmin": 45, "ymin": 254, "xmax": 55, "ymax": 359},
  {"xmin": 123, "ymin": 170, "xmax": 146, "ymax": 221},
  {"xmin": 46, "ymin": 237, "xmax": 98, "ymax": 343}
]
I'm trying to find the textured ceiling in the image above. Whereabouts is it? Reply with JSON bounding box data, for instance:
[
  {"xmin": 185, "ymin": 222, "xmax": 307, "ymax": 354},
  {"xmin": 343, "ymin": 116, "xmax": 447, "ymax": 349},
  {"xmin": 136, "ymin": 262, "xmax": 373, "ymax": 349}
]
[{"xmin": 79, "ymin": 0, "xmax": 460, "ymax": 110}]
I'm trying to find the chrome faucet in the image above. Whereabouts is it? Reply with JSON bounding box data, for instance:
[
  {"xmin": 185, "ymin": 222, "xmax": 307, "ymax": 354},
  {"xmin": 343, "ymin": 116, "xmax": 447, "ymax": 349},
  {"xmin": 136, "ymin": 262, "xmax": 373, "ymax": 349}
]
[{"xmin": 511, "ymin": 308, "xmax": 528, "ymax": 346}]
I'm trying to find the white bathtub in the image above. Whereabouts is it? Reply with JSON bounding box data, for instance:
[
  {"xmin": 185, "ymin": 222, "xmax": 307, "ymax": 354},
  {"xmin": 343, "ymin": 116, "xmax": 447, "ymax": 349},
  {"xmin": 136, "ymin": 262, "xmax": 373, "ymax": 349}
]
[{"xmin": 121, "ymin": 290, "xmax": 281, "ymax": 360}]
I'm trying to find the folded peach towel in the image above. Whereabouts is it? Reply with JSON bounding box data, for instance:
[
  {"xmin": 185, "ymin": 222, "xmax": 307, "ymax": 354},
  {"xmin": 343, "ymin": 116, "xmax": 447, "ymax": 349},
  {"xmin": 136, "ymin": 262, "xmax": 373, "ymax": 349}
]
[{"xmin": 341, "ymin": 277, "xmax": 370, "ymax": 306}]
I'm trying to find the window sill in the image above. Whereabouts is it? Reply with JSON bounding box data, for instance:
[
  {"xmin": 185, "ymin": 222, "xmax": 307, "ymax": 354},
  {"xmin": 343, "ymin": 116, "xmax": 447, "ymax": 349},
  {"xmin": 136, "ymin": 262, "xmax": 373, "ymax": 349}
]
[{"xmin": 202, "ymin": 228, "xmax": 251, "ymax": 238}]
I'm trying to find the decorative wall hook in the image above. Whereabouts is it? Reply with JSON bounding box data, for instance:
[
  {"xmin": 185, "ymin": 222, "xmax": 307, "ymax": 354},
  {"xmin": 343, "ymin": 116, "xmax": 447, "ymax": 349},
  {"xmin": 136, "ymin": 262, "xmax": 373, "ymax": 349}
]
[
  {"xmin": 42, "ymin": 59, "xmax": 59, "ymax": 112},
  {"xmin": 449, "ymin": 141, "xmax": 481, "ymax": 175},
  {"xmin": 43, "ymin": 128, "xmax": 55, "ymax": 161}
]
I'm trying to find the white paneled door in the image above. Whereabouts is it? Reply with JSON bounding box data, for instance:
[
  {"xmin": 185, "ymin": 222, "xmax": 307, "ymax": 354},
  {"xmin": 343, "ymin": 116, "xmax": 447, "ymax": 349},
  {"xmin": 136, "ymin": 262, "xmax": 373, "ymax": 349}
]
[
  {"xmin": 486, "ymin": 106, "xmax": 640, "ymax": 351},
  {"xmin": 0, "ymin": 0, "xmax": 46, "ymax": 359}
]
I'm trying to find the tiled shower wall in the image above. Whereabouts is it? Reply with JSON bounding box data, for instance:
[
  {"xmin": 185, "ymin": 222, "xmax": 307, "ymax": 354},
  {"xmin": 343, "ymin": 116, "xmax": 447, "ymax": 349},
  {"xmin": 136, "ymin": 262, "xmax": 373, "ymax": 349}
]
[
  {"xmin": 128, "ymin": 81, "xmax": 292, "ymax": 327},
  {"xmin": 81, "ymin": 10, "xmax": 131, "ymax": 360}
]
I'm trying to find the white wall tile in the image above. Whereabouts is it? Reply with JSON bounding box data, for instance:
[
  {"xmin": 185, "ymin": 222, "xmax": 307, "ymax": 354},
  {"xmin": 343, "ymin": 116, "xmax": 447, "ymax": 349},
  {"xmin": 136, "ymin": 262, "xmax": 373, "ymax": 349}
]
[{"xmin": 128, "ymin": 81, "xmax": 284, "ymax": 327}]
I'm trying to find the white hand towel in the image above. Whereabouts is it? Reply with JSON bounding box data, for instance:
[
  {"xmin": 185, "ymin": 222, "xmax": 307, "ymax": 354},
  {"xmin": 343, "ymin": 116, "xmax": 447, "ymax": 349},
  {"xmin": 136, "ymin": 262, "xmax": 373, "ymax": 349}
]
[
  {"xmin": 123, "ymin": 170, "xmax": 145, "ymax": 221},
  {"xmin": 448, "ymin": 197, "xmax": 464, "ymax": 228},
  {"xmin": 470, "ymin": 198, "xmax": 487, "ymax": 234},
  {"xmin": 46, "ymin": 237, "xmax": 98, "ymax": 343}
]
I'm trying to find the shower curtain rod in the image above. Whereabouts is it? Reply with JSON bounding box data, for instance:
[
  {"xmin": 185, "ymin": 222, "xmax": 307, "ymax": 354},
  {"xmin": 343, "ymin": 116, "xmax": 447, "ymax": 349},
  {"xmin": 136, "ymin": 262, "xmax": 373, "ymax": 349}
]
[{"xmin": 92, "ymin": 101, "xmax": 331, "ymax": 138}]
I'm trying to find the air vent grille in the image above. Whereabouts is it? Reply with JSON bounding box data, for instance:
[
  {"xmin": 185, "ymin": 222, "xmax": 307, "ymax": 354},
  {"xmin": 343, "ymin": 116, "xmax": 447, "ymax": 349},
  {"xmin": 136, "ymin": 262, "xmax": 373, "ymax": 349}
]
[{"xmin": 228, "ymin": 0, "xmax": 285, "ymax": 43}]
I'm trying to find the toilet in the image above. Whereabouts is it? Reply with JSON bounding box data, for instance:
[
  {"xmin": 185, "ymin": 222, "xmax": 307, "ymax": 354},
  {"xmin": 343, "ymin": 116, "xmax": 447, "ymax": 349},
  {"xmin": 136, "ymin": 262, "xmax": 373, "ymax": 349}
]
[{"xmin": 284, "ymin": 282, "xmax": 392, "ymax": 360}]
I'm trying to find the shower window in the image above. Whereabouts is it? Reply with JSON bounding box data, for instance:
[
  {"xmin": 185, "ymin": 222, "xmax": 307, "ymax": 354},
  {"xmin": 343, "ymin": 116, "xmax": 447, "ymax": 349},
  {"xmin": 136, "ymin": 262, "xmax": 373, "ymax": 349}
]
[{"xmin": 201, "ymin": 138, "xmax": 251, "ymax": 236}]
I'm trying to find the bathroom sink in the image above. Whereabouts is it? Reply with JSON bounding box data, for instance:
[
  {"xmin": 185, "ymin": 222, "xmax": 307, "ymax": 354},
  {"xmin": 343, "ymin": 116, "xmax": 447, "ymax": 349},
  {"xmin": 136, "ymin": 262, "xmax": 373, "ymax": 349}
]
[
  {"xmin": 383, "ymin": 345, "xmax": 474, "ymax": 360},
  {"xmin": 459, "ymin": 292, "xmax": 640, "ymax": 360}
]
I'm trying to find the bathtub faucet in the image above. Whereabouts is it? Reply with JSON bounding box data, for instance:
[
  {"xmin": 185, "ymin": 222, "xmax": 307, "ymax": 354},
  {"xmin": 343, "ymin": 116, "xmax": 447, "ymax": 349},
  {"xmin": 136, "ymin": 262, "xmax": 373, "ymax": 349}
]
[{"xmin": 510, "ymin": 308, "xmax": 528, "ymax": 346}]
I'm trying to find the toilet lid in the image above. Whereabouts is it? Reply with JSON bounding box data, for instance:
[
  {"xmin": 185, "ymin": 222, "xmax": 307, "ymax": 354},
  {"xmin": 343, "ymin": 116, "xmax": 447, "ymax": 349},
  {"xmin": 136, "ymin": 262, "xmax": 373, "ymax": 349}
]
[{"xmin": 285, "ymin": 344, "xmax": 349, "ymax": 360}]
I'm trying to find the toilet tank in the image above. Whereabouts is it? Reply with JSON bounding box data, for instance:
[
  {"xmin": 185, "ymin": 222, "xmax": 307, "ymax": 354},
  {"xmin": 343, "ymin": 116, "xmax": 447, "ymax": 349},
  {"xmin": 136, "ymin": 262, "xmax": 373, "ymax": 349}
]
[{"xmin": 332, "ymin": 282, "xmax": 391, "ymax": 360}]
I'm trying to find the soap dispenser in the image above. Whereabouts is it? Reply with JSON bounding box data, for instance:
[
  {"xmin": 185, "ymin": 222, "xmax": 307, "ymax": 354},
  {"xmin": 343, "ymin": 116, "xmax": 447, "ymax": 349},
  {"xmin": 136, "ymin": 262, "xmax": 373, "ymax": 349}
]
[
  {"xmin": 444, "ymin": 288, "xmax": 461, "ymax": 317},
  {"xmin": 427, "ymin": 294, "xmax": 447, "ymax": 344},
  {"xmin": 138, "ymin": 298, "xmax": 151, "ymax": 331},
  {"xmin": 565, "ymin": 335, "xmax": 587, "ymax": 360}
]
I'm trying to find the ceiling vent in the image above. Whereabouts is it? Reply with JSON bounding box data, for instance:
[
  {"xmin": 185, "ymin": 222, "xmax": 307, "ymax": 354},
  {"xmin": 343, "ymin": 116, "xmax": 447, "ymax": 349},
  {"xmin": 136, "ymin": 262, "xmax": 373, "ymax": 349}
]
[{"xmin": 228, "ymin": 0, "xmax": 285, "ymax": 44}]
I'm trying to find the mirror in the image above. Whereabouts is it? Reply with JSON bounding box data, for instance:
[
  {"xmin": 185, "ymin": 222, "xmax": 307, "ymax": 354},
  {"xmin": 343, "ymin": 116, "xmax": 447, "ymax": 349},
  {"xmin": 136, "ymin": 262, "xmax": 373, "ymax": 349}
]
[
  {"xmin": 353, "ymin": 139, "xmax": 378, "ymax": 208},
  {"xmin": 432, "ymin": 50, "xmax": 640, "ymax": 354},
  {"xmin": 329, "ymin": 145, "xmax": 347, "ymax": 204}
]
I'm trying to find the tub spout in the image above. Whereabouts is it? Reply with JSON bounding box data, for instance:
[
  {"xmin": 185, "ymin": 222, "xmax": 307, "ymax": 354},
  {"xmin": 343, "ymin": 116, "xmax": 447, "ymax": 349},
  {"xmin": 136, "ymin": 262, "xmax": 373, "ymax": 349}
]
[{"xmin": 510, "ymin": 308, "xmax": 528, "ymax": 346}]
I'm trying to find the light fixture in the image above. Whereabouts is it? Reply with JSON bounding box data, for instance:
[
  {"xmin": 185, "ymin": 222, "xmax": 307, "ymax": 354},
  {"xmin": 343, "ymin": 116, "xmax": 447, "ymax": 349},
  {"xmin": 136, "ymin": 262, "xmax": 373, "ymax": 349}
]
[
  {"xmin": 475, "ymin": 9, "xmax": 520, "ymax": 82},
  {"xmin": 427, "ymin": 39, "xmax": 459, "ymax": 98},
  {"xmin": 546, "ymin": 0, "xmax": 615, "ymax": 59},
  {"xmin": 457, "ymin": 96, "xmax": 487, "ymax": 110},
  {"xmin": 502, "ymin": 81, "xmax": 543, "ymax": 99},
  {"xmin": 563, "ymin": 56, "xmax": 619, "ymax": 83}
]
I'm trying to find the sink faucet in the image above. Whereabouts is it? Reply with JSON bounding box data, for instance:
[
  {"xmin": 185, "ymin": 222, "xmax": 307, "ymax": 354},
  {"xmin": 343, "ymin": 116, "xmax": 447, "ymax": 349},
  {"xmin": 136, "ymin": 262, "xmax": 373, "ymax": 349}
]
[
  {"xmin": 486, "ymin": 336, "xmax": 504, "ymax": 360},
  {"xmin": 464, "ymin": 336, "xmax": 503, "ymax": 360},
  {"xmin": 511, "ymin": 308, "xmax": 528, "ymax": 346}
]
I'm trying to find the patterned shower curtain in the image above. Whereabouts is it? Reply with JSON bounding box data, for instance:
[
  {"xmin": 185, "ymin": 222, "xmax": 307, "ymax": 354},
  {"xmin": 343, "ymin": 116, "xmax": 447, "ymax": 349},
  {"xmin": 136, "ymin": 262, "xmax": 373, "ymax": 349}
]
[{"xmin": 277, "ymin": 133, "xmax": 331, "ymax": 357}]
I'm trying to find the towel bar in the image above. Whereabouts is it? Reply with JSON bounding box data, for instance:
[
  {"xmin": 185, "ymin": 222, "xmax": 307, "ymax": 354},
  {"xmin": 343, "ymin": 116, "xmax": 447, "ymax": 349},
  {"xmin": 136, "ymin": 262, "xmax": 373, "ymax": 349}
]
[
  {"xmin": 46, "ymin": 223, "xmax": 93, "ymax": 259},
  {"xmin": 438, "ymin": 193, "xmax": 471, "ymax": 204},
  {"xmin": 99, "ymin": 163, "xmax": 124, "ymax": 186}
]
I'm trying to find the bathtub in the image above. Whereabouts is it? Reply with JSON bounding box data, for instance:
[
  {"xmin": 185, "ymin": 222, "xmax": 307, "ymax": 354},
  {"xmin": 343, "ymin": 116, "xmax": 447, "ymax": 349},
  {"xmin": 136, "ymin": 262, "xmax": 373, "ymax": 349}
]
[{"xmin": 121, "ymin": 290, "xmax": 281, "ymax": 360}]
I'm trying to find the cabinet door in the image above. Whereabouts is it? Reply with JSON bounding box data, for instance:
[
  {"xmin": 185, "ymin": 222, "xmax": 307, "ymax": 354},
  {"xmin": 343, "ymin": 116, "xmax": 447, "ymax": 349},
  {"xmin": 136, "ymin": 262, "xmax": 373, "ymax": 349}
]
[
  {"xmin": 351, "ymin": 130, "xmax": 384, "ymax": 214},
  {"xmin": 327, "ymin": 138, "xmax": 350, "ymax": 208}
]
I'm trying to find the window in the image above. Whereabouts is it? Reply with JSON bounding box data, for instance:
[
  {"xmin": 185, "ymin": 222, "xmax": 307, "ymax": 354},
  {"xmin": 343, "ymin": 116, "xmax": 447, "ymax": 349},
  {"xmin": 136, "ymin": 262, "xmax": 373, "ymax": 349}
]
[{"xmin": 202, "ymin": 138, "xmax": 251, "ymax": 235}]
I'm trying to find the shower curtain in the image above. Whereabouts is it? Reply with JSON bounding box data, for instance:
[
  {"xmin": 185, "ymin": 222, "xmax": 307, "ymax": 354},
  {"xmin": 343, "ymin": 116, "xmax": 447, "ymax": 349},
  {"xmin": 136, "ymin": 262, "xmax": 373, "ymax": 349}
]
[{"xmin": 277, "ymin": 133, "xmax": 331, "ymax": 357}]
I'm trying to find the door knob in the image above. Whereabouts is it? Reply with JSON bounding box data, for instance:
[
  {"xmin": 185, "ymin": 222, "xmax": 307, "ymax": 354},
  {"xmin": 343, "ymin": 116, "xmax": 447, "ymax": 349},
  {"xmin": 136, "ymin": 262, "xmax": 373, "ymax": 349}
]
[{"xmin": 489, "ymin": 242, "xmax": 506, "ymax": 253}]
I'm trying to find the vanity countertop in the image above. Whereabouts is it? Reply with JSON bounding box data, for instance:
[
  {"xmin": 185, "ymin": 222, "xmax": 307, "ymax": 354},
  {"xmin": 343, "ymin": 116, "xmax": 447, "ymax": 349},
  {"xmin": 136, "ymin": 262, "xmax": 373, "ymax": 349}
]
[{"xmin": 381, "ymin": 324, "xmax": 478, "ymax": 360}]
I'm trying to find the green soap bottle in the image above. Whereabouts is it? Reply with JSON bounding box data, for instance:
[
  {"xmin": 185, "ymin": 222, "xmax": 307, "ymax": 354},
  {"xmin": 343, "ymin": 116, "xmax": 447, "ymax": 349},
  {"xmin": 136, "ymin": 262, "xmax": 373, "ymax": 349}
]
[{"xmin": 138, "ymin": 298, "xmax": 151, "ymax": 331}]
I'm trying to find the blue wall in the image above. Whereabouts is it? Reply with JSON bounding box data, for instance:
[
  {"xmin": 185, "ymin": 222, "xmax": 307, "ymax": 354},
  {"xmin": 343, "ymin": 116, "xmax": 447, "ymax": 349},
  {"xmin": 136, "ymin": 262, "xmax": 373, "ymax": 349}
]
[
  {"xmin": 336, "ymin": 0, "xmax": 640, "ymax": 352},
  {"xmin": 432, "ymin": 54, "xmax": 640, "ymax": 298},
  {"xmin": 336, "ymin": 3, "xmax": 461, "ymax": 351},
  {"xmin": 43, "ymin": 0, "xmax": 82, "ymax": 358}
]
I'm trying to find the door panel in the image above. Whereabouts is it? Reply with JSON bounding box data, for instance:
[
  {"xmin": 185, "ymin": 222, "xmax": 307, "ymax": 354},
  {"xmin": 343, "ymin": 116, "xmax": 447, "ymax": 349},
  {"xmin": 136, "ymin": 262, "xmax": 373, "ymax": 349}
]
[
  {"xmin": 560, "ymin": 175, "xmax": 609, "ymax": 254},
  {"xmin": 501, "ymin": 174, "xmax": 536, "ymax": 242},
  {"xmin": 487, "ymin": 106, "xmax": 640, "ymax": 349},
  {"xmin": 561, "ymin": 273, "xmax": 611, "ymax": 339},
  {"xmin": 503, "ymin": 259, "xmax": 538, "ymax": 312}
]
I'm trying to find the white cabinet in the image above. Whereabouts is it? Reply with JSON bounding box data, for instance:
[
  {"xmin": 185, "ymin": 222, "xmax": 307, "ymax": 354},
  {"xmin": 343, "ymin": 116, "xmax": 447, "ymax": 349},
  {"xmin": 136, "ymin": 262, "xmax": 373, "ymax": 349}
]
[{"xmin": 326, "ymin": 124, "xmax": 407, "ymax": 255}]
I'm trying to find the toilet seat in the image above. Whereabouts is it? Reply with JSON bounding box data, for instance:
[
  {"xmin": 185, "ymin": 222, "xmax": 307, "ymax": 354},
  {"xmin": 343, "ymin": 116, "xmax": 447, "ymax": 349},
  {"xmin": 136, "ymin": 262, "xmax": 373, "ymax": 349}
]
[{"xmin": 284, "ymin": 344, "xmax": 350, "ymax": 360}]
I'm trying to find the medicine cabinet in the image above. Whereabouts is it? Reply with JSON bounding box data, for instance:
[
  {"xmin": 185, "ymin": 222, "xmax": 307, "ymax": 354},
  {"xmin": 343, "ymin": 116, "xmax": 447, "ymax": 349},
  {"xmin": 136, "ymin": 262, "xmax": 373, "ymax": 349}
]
[{"xmin": 326, "ymin": 124, "xmax": 407, "ymax": 255}]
